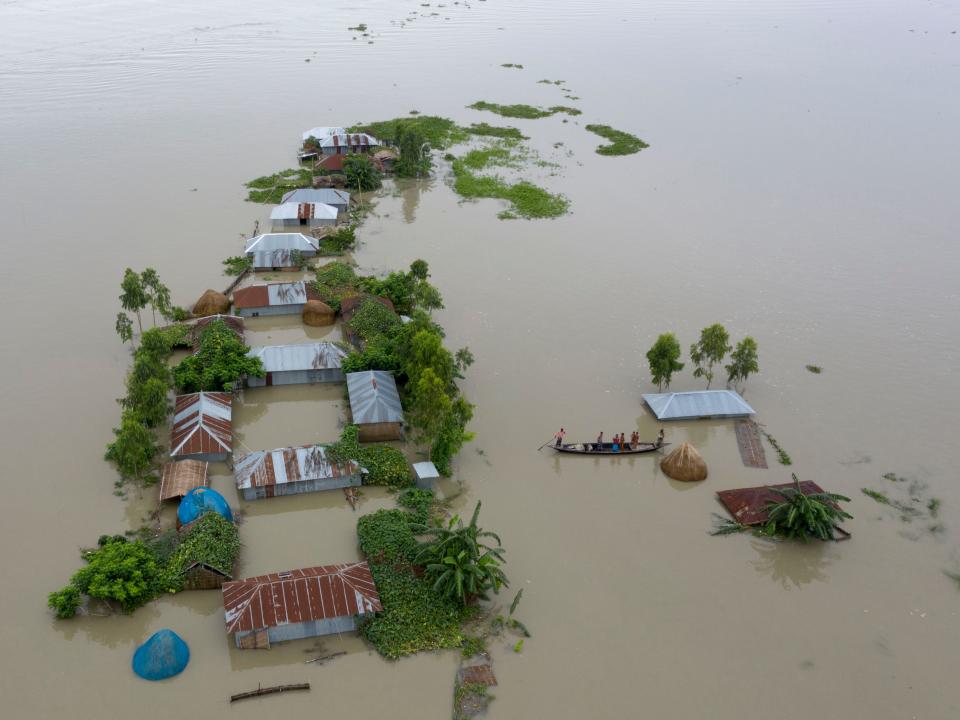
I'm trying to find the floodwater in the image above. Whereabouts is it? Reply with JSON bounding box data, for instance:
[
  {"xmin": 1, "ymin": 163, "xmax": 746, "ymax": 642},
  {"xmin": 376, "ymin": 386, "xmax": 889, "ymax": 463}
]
[{"xmin": 1, "ymin": 0, "xmax": 959, "ymax": 717}]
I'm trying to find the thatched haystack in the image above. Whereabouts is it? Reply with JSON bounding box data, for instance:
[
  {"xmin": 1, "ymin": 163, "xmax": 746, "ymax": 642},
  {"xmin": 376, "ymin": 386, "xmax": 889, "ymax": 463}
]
[
  {"xmin": 193, "ymin": 289, "xmax": 230, "ymax": 318},
  {"xmin": 660, "ymin": 442, "xmax": 708, "ymax": 482},
  {"xmin": 302, "ymin": 299, "xmax": 335, "ymax": 327}
]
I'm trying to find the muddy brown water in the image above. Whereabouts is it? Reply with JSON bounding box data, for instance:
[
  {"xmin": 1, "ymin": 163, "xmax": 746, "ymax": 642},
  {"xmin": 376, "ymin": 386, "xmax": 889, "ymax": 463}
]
[{"xmin": 1, "ymin": 0, "xmax": 959, "ymax": 717}]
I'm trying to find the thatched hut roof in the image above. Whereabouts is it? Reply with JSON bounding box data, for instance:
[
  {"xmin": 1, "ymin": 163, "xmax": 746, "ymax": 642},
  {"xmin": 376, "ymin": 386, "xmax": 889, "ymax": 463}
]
[
  {"xmin": 302, "ymin": 299, "xmax": 335, "ymax": 327},
  {"xmin": 660, "ymin": 442, "xmax": 708, "ymax": 482},
  {"xmin": 193, "ymin": 289, "xmax": 230, "ymax": 318}
]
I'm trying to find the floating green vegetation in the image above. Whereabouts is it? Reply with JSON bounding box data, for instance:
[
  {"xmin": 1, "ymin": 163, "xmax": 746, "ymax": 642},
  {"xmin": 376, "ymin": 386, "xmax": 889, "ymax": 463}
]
[
  {"xmin": 244, "ymin": 167, "xmax": 313, "ymax": 203},
  {"xmin": 348, "ymin": 23, "xmax": 368, "ymax": 32},
  {"xmin": 451, "ymin": 159, "xmax": 569, "ymax": 219},
  {"xmin": 806, "ymin": 364, "xmax": 823, "ymax": 374},
  {"xmin": 564, "ymin": 94, "xmax": 580, "ymax": 100},
  {"xmin": 862, "ymin": 472, "xmax": 941, "ymax": 528},
  {"xmin": 944, "ymin": 571, "xmax": 960, "ymax": 589},
  {"xmin": 460, "ymin": 634, "xmax": 487, "ymax": 658},
  {"xmin": 584, "ymin": 124, "xmax": 649, "ymax": 156},
  {"xmin": 862, "ymin": 488, "xmax": 891, "ymax": 505},
  {"xmin": 459, "ymin": 143, "xmax": 522, "ymax": 171},
  {"xmin": 318, "ymin": 225, "xmax": 357, "ymax": 256},
  {"xmin": 500, "ymin": 63, "xmax": 523, "ymax": 69},
  {"xmin": 536, "ymin": 79, "xmax": 564, "ymax": 85},
  {"xmin": 466, "ymin": 122, "xmax": 527, "ymax": 140},
  {"xmin": 760, "ymin": 430, "xmax": 792, "ymax": 465},
  {"xmin": 467, "ymin": 101, "xmax": 581, "ymax": 119},
  {"xmin": 349, "ymin": 115, "xmax": 468, "ymax": 149}
]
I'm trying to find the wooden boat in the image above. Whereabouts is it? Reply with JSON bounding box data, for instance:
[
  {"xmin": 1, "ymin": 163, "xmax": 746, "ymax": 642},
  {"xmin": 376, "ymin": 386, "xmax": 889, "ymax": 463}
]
[{"xmin": 550, "ymin": 442, "xmax": 669, "ymax": 455}]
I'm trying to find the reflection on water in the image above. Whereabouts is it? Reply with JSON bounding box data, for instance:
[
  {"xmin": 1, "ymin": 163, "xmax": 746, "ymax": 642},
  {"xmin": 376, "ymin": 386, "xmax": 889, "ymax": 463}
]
[{"xmin": 748, "ymin": 538, "xmax": 833, "ymax": 589}]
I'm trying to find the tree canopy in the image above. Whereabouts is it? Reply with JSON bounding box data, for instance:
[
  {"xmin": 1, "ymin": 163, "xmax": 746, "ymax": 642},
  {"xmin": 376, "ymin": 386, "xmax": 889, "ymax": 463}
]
[
  {"xmin": 173, "ymin": 319, "xmax": 264, "ymax": 393},
  {"xmin": 646, "ymin": 333, "xmax": 684, "ymax": 391},
  {"xmin": 689, "ymin": 324, "xmax": 732, "ymax": 389},
  {"xmin": 343, "ymin": 154, "xmax": 383, "ymax": 192},
  {"xmin": 726, "ymin": 336, "xmax": 759, "ymax": 389}
]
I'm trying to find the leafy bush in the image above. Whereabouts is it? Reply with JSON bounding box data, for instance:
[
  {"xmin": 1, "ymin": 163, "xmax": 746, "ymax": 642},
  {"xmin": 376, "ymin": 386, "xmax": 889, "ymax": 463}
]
[
  {"xmin": 350, "ymin": 116, "xmax": 468, "ymax": 150},
  {"xmin": 343, "ymin": 154, "xmax": 382, "ymax": 191},
  {"xmin": 761, "ymin": 474, "xmax": 853, "ymax": 541},
  {"xmin": 397, "ymin": 488, "xmax": 436, "ymax": 525},
  {"xmin": 358, "ymin": 509, "xmax": 418, "ymax": 563},
  {"xmin": 244, "ymin": 168, "xmax": 313, "ymax": 203},
  {"xmin": 314, "ymin": 261, "xmax": 360, "ymax": 311},
  {"xmin": 173, "ymin": 319, "xmax": 264, "ymax": 392},
  {"xmin": 348, "ymin": 298, "xmax": 402, "ymax": 342},
  {"xmin": 169, "ymin": 512, "xmax": 240, "ymax": 576},
  {"xmin": 321, "ymin": 225, "xmax": 357, "ymax": 253},
  {"xmin": 327, "ymin": 425, "xmax": 412, "ymax": 489}
]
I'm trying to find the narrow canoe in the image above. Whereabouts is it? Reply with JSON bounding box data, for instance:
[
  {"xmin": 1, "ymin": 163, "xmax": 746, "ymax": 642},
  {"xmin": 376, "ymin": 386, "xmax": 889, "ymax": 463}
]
[{"xmin": 550, "ymin": 442, "xmax": 668, "ymax": 455}]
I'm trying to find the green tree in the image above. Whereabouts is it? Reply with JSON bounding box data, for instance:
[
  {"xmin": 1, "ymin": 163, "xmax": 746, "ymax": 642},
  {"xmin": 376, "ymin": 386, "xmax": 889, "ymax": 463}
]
[
  {"xmin": 726, "ymin": 336, "xmax": 759, "ymax": 389},
  {"xmin": 394, "ymin": 125, "xmax": 432, "ymax": 178},
  {"xmin": 430, "ymin": 396, "xmax": 474, "ymax": 476},
  {"xmin": 173, "ymin": 319, "xmax": 265, "ymax": 392},
  {"xmin": 104, "ymin": 411, "xmax": 160, "ymax": 485},
  {"xmin": 413, "ymin": 501, "xmax": 507, "ymax": 606},
  {"xmin": 343, "ymin": 154, "xmax": 383, "ymax": 192},
  {"xmin": 120, "ymin": 268, "xmax": 148, "ymax": 334},
  {"xmin": 689, "ymin": 323, "xmax": 732, "ymax": 389},
  {"xmin": 409, "ymin": 367, "xmax": 453, "ymax": 441},
  {"xmin": 646, "ymin": 333, "xmax": 684, "ymax": 391},
  {"xmin": 139, "ymin": 268, "xmax": 172, "ymax": 325},
  {"xmin": 115, "ymin": 312, "xmax": 134, "ymax": 347},
  {"xmin": 123, "ymin": 376, "xmax": 171, "ymax": 428}
]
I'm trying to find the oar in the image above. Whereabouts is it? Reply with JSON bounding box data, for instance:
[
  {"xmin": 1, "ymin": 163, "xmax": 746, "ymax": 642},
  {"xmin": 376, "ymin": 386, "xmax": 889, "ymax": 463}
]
[{"xmin": 537, "ymin": 437, "xmax": 556, "ymax": 451}]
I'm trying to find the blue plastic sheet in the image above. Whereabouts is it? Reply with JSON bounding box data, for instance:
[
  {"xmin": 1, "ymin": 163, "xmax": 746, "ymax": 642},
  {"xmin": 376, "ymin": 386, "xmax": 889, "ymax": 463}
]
[
  {"xmin": 177, "ymin": 486, "xmax": 233, "ymax": 525},
  {"xmin": 132, "ymin": 629, "xmax": 190, "ymax": 681}
]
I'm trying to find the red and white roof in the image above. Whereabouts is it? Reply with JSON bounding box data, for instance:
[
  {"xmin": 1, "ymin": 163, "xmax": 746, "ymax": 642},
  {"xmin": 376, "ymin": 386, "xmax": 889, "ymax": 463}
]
[
  {"xmin": 222, "ymin": 562, "xmax": 382, "ymax": 633},
  {"xmin": 234, "ymin": 443, "xmax": 361, "ymax": 491},
  {"xmin": 170, "ymin": 392, "xmax": 233, "ymax": 458}
]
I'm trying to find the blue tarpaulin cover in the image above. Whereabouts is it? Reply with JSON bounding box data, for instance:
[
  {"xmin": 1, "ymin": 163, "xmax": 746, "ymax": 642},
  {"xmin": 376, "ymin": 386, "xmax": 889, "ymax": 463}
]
[
  {"xmin": 178, "ymin": 487, "xmax": 233, "ymax": 525},
  {"xmin": 132, "ymin": 629, "xmax": 190, "ymax": 681}
]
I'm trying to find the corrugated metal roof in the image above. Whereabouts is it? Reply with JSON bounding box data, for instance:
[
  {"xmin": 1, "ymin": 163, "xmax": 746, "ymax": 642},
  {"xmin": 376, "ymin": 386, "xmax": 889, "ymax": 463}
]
[
  {"xmin": 412, "ymin": 461, "xmax": 440, "ymax": 481},
  {"xmin": 346, "ymin": 371, "xmax": 404, "ymax": 425},
  {"xmin": 234, "ymin": 444, "xmax": 362, "ymax": 490},
  {"xmin": 233, "ymin": 281, "xmax": 314, "ymax": 309},
  {"xmin": 246, "ymin": 342, "xmax": 347, "ymax": 372},
  {"xmin": 159, "ymin": 460, "xmax": 209, "ymax": 502},
  {"xmin": 318, "ymin": 132, "xmax": 379, "ymax": 148},
  {"xmin": 642, "ymin": 390, "xmax": 756, "ymax": 420},
  {"xmin": 244, "ymin": 232, "xmax": 319, "ymax": 255},
  {"xmin": 170, "ymin": 392, "xmax": 233, "ymax": 457},
  {"xmin": 281, "ymin": 188, "xmax": 351, "ymax": 206},
  {"xmin": 270, "ymin": 202, "xmax": 339, "ymax": 221},
  {"xmin": 302, "ymin": 126, "xmax": 347, "ymax": 141},
  {"xmin": 717, "ymin": 481, "xmax": 828, "ymax": 526},
  {"xmin": 222, "ymin": 562, "xmax": 382, "ymax": 633}
]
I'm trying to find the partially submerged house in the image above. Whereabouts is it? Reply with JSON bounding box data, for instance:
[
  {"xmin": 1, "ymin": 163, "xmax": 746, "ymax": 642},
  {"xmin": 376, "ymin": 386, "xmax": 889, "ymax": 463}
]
[
  {"xmin": 232, "ymin": 281, "xmax": 319, "ymax": 318},
  {"xmin": 301, "ymin": 126, "xmax": 379, "ymax": 156},
  {"xmin": 170, "ymin": 392, "xmax": 233, "ymax": 462},
  {"xmin": 159, "ymin": 460, "xmax": 209, "ymax": 502},
  {"xmin": 346, "ymin": 370, "xmax": 404, "ymax": 442},
  {"xmin": 281, "ymin": 188, "xmax": 351, "ymax": 217},
  {"xmin": 233, "ymin": 443, "xmax": 363, "ymax": 500},
  {"xmin": 223, "ymin": 562, "xmax": 382, "ymax": 649},
  {"xmin": 642, "ymin": 390, "xmax": 756, "ymax": 421},
  {"xmin": 243, "ymin": 232, "xmax": 319, "ymax": 271},
  {"xmin": 270, "ymin": 201, "xmax": 338, "ymax": 230},
  {"xmin": 245, "ymin": 342, "xmax": 348, "ymax": 387},
  {"xmin": 412, "ymin": 461, "xmax": 440, "ymax": 490}
]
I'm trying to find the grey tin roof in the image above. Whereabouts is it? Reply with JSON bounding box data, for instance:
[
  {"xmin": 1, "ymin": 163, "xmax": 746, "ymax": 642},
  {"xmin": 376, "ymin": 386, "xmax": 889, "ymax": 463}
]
[
  {"xmin": 234, "ymin": 443, "xmax": 362, "ymax": 490},
  {"xmin": 642, "ymin": 390, "xmax": 756, "ymax": 420},
  {"xmin": 244, "ymin": 232, "xmax": 319, "ymax": 255},
  {"xmin": 281, "ymin": 188, "xmax": 351, "ymax": 207},
  {"xmin": 412, "ymin": 461, "xmax": 440, "ymax": 481},
  {"xmin": 270, "ymin": 202, "xmax": 339, "ymax": 221},
  {"xmin": 346, "ymin": 370, "xmax": 404, "ymax": 424},
  {"xmin": 247, "ymin": 342, "xmax": 347, "ymax": 373},
  {"xmin": 302, "ymin": 126, "xmax": 347, "ymax": 141}
]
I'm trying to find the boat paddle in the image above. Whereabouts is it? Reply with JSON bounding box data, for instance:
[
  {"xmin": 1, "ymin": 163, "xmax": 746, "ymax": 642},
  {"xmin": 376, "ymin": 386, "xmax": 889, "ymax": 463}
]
[{"xmin": 537, "ymin": 437, "xmax": 556, "ymax": 451}]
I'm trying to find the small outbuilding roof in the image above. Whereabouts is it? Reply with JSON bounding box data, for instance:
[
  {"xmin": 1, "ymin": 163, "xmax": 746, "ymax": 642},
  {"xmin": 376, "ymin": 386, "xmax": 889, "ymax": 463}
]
[
  {"xmin": 270, "ymin": 202, "xmax": 338, "ymax": 222},
  {"xmin": 233, "ymin": 281, "xmax": 317, "ymax": 310},
  {"xmin": 346, "ymin": 371, "xmax": 404, "ymax": 425},
  {"xmin": 246, "ymin": 342, "xmax": 347, "ymax": 373},
  {"xmin": 170, "ymin": 392, "xmax": 233, "ymax": 458},
  {"xmin": 412, "ymin": 461, "xmax": 440, "ymax": 481},
  {"xmin": 243, "ymin": 232, "xmax": 318, "ymax": 255},
  {"xmin": 159, "ymin": 460, "xmax": 210, "ymax": 502},
  {"xmin": 281, "ymin": 188, "xmax": 351, "ymax": 207},
  {"xmin": 642, "ymin": 390, "xmax": 756, "ymax": 421},
  {"xmin": 234, "ymin": 444, "xmax": 362, "ymax": 491},
  {"xmin": 223, "ymin": 562, "xmax": 382, "ymax": 633}
]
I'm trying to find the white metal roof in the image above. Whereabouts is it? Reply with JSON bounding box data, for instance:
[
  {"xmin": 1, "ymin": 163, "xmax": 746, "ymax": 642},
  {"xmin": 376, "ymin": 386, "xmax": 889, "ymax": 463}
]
[
  {"xmin": 642, "ymin": 390, "xmax": 756, "ymax": 420},
  {"xmin": 412, "ymin": 461, "xmax": 440, "ymax": 481},
  {"xmin": 316, "ymin": 132, "xmax": 379, "ymax": 148},
  {"xmin": 346, "ymin": 370, "xmax": 404, "ymax": 424},
  {"xmin": 270, "ymin": 202, "xmax": 339, "ymax": 221},
  {"xmin": 281, "ymin": 188, "xmax": 351, "ymax": 206},
  {"xmin": 243, "ymin": 232, "xmax": 319, "ymax": 254},
  {"xmin": 302, "ymin": 126, "xmax": 347, "ymax": 141},
  {"xmin": 246, "ymin": 342, "xmax": 347, "ymax": 373}
]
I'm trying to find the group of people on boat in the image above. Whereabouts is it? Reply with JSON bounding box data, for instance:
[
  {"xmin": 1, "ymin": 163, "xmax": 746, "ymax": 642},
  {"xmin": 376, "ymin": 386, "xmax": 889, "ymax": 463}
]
[{"xmin": 553, "ymin": 427, "xmax": 666, "ymax": 452}]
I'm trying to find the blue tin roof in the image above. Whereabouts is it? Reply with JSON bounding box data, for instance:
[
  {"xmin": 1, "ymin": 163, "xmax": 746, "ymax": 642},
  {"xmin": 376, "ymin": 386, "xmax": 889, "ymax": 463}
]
[{"xmin": 642, "ymin": 390, "xmax": 756, "ymax": 420}]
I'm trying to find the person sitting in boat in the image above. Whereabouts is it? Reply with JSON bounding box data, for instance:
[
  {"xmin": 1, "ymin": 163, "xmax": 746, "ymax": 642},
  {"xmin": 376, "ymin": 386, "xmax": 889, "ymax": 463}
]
[
  {"xmin": 595, "ymin": 431, "xmax": 603, "ymax": 451},
  {"xmin": 657, "ymin": 428, "xmax": 665, "ymax": 448},
  {"xmin": 554, "ymin": 427, "xmax": 566, "ymax": 448},
  {"xmin": 612, "ymin": 434, "xmax": 620, "ymax": 452}
]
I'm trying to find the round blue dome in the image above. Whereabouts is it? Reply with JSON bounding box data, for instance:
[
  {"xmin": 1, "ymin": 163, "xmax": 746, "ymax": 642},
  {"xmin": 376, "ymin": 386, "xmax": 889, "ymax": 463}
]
[
  {"xmin": 177, "ymin": 487, "xmax": 233, "ymax": 525},
  {"xmin": 132, "ymin": 629, "xmax": 190, "ymax": 681}
]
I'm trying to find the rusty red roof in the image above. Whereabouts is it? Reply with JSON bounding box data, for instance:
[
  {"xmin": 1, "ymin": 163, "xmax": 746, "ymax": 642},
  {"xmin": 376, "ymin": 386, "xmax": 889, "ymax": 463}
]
[
  {"xmin": 232, "ymin": 284, "xmax": 270, "ymax": 309},
  {"xmin": 716, "ymin": 481, "xmax": 827, "ymax": 526},
  {"xmin": 170, "ymin": 392, "xmax": 233, "ymax": 458},
  {"xmin": 222, "ymin": 562, "xmax": 382, "ymax": 634},
  {"xmin": 317, "ymin": 154, "xmax": 345, "ymax": 171}
]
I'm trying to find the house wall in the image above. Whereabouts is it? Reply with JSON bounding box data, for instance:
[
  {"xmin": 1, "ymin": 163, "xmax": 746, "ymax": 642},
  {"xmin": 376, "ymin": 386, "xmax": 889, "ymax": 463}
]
[
  {"xmin": 415, "ymin": 474, "xmax": 436, "ymax": 490},
  {"xmin": 172, "ymin": 450, "xmax": 230, "ymax": 463},
  {"xmin": 240, "ymin": 472, "xmax": 362, "ymax": 501},
  {"xmin": 183, "ymin": 566, "xmax": 230, "ymax": 590},
  {"xmin": 246, "ymin": 368, "xmax": 344, "ymax": 387},
  {"xmin": 272, "ymin": 218, "xmax": 335, "ymax": 229},
  {"xmin": 235, "ymin": 304, "xmax": 305, "ymax": 319},
  {"xmin": 234, "ymin": 615, "xmax": 358, "ymax": 648},
  {"xmin": 357, "ymin": 421, "xmax": 402, "ymax": 443}
]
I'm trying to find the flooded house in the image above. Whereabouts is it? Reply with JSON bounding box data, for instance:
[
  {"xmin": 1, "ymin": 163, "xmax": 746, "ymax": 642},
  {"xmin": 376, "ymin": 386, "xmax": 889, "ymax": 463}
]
[
  {"xmin": 245, "ymin": 342, "xmax": 348, "ymax": 386},
  {"xmin": 170, "ymin": 391, "xmax": 233, "ymax": 462},
  {"xmin": 243, "ymin": 232, "xmax": 319, "ymax": 271},
  {"xmin": 281, "ymin": 188, "xmax": 351, "ymax": 217},
  {"xmin": 222, "ymin": 562, "xmax": 382, "ymax": 649},
  {"xmin": 301, "ymin": 126, "xmax": 380, "ymax": 156},
  {"xmin": 642, "ymin": 390, "xmax": 756, "ymax": 421},
  {"xmin": 233, "ymin": 443, "xmax": 363, "ymax": 500},
  {"xmin": 269, "ymin": 200, "xmax": 338, "ymax": 230},
  {"xmin": 158, "ymin": 459, "xmax": 209, "ymax": 502},
  {"xmin": 232, "ymin": 281, "xmax": 319, "ymax": 318},
  {"xmin": 346, "ymin": 370, "xmax": 404, "ymax": 441}
]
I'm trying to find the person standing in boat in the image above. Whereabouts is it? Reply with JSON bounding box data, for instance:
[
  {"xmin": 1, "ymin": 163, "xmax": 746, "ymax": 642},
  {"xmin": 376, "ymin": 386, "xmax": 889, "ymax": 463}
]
[
  {"xmin": 596, "ymin": 431, "xmax": 604, "ymax": 451},
  {"xmin": 554, "ymin": 427, "xmax": 566, "ymax": 448},
  {"xmin": 657, "ymin": 428, "xmax": 665, "ymax": 448}
]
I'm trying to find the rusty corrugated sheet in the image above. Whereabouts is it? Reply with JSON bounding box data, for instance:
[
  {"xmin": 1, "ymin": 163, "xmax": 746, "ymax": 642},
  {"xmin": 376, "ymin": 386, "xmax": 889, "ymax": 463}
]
[
  {"xmin": 716, "ymin": 481, "xmax": 827, "ymax": 526},
  {"xmin": 233, "ymin": 444, "xmax": 361, "ymax": 490},
  {"xmin": 170, "ymin": 392, "xmax": 233, "ymax": 458},
  {"xmin": 734, "ymin": 420, "xmax": 768, "ymax": 469},
  {"xmin": 159, "ymin": 459, "xmax": 209, "ymax": 502},
  {"xmin": 460, "ymin": 665, "xmax": 498, "ymax": 686},
  {"xmin": 297, "ymin": 202, "xmax": 313, "ymax": 220},
  {"xmin": 232, "ymin": 284, "xmax": 270, "ymax": 309},
  {"xmin": 222, "ymin": 562, "xmax": 382, "ymax": 634}
]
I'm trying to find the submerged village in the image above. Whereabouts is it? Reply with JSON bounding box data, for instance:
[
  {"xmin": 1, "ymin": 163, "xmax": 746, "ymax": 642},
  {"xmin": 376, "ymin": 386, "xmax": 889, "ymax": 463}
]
[{"xmin": 45, "ymin": 113, "xmax": 919, "ymax": 715}]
